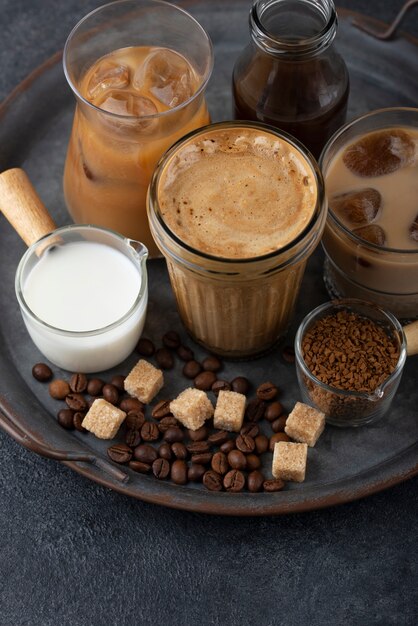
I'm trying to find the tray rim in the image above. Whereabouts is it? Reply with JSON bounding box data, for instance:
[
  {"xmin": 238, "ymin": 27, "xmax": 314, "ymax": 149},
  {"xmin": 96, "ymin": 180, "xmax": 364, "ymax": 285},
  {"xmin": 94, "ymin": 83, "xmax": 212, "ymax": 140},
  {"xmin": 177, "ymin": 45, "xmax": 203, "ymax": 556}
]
[{"xmin": 1, "ymin": 6, "xmax": 418, "ymax": 516}]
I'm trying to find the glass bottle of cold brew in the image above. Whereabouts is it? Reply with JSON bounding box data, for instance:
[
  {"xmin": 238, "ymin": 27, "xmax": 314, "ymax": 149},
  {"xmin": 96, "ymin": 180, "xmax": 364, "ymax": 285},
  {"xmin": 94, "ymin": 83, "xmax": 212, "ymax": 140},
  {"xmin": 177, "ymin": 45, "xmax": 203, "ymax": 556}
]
[{"xmin": 232, "ymin": 0, "xmax": 349, "ymax": 158}]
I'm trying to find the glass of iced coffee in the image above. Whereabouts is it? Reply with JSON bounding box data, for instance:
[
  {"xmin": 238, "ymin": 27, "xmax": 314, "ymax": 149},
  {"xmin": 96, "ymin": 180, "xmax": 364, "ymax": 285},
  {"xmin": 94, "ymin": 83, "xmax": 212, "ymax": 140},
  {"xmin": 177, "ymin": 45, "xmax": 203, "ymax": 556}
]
[
  {"xmin": 63, "ymin": 0, "xmax": 213, "ymax": 257},
  {"xmin": 320, "ymin": 107, "xmax": 418, "ymax": 320},
  {"xmin": 148, "ymin": 121, "xmax": 327, "ymax": 358}
]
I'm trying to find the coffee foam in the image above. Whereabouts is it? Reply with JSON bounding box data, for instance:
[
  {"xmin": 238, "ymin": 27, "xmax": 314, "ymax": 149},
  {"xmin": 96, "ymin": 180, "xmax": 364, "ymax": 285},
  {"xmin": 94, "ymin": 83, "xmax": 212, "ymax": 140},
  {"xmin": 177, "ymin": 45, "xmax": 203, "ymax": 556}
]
[{"xmin": 158, "ymin": 127, "xmax": 317, "ymax": 258}]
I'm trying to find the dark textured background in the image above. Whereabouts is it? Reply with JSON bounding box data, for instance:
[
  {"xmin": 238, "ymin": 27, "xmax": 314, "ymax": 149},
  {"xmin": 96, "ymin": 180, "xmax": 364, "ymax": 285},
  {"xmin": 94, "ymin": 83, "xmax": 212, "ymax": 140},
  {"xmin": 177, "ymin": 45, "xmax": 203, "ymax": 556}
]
[{"xmin": 1, "ymin": 1, "xmax": 417, "ymax": 625}]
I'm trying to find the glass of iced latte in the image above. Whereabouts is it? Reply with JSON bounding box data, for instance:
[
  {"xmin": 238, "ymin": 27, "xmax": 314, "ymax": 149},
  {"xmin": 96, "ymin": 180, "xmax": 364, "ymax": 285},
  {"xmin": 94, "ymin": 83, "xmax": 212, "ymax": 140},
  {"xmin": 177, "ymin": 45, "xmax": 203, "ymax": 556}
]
[
  {"xmin": 63, "ymin": 0, "xmax": 213, "ymax": 257},
  {"xmin": 320, "ymin": 107, "xmax": 418, "ymax": 319}
]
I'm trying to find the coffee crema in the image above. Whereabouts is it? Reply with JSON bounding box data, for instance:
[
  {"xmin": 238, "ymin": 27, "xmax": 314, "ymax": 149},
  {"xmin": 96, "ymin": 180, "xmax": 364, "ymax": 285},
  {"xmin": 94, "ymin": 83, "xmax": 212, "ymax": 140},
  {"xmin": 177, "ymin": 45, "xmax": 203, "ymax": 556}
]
[{"xmin": 157, "ymin": 127, "xmax": 317, "ymax": 258}]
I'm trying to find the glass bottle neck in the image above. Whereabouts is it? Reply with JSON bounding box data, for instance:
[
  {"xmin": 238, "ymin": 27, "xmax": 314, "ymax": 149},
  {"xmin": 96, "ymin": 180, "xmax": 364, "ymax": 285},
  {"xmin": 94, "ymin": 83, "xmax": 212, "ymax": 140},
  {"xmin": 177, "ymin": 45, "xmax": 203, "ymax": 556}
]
[{"xmin": 250, "ymin": 0, "xmax": 338, "ymax": 58}]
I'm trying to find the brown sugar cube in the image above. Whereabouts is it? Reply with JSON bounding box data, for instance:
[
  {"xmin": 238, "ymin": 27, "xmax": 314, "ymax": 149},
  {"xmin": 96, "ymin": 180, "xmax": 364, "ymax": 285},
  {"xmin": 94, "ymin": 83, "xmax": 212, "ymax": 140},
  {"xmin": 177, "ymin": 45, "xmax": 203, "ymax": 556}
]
[
  {"xmin": 272, "ymin": 441, "xmax": 308, "ymax": 483},
  {"xmin": 170, "ymin": 388, "xmax": 214, "ymax": 431},
  {"xmin": 82, "ymin": 398, "xmax": 126, "ymax": 440},
  {"xmin": 124, "ymin": 359, "xmax": 164, "ymax": 404},
  {"xmin": 213, "ymin": 390, "xmax": 246, "ymax": 432},
  {"xmin": 285, "ymin": 401, "xmax": 325, "ymax": 447}
]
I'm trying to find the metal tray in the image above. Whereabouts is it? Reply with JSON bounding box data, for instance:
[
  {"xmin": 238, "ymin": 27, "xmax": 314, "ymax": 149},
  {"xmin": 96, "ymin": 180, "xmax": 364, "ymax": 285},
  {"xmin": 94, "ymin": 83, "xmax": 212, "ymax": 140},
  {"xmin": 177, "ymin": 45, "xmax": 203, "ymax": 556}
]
[{"xmin": 0, "ymin": 4, "xmax": 417, "ymax": 515}]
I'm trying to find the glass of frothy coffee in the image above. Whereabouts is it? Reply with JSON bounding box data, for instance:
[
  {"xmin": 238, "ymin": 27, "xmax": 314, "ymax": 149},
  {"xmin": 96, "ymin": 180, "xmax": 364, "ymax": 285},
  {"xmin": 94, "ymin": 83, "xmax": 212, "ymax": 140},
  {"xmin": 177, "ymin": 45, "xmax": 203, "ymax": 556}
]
[
  {"xmin": 63, "ymin": 0, "xmax": 213, "ymax": 257},
  {"xmin": 148, "ymin": 121, "xmax": 327, "ymax": 358},
  {"xmin": 320, "ymin": 107, "xmax": 418, "ymax": 320}
]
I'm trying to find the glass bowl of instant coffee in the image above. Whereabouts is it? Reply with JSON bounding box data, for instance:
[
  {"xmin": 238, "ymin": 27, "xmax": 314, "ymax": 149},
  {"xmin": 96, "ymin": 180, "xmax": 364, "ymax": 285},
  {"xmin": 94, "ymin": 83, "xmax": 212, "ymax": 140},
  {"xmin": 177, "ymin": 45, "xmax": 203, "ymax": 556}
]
[
  {"xmin": 320, "ymin": 107, "xmax": 418, "ymax": 321},
  {"xmin": 294, "ymin": 299, "xmax": 407, "ymax": 427}
]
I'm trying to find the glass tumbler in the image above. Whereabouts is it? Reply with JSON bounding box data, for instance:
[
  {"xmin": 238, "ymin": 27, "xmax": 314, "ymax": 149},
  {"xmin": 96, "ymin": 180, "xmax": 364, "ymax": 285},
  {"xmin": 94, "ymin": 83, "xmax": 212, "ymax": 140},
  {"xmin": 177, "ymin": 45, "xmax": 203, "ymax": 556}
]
[
  {"xmin": 63, "ymin": 0, "xmax": 213, "ymax": 257},
  {"xmin": 148, "ymin": 121, "xmax": 327, "ymax": 358},
  {"xmin": 320, "ymin": 107, "xmax": 418, "ymax": 320}
]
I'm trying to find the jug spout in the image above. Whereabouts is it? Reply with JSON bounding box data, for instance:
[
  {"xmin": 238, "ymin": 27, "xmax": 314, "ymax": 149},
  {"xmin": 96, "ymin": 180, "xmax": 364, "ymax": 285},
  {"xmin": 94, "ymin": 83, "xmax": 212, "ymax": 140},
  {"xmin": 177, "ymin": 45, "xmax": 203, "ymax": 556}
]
[
  {"xmin": 368, "ymin": 387, "xmax": 385, "ymax": 402},
  {"xmin": 127, "ymin": 239, "xmax": 149, "ymax": 263}
]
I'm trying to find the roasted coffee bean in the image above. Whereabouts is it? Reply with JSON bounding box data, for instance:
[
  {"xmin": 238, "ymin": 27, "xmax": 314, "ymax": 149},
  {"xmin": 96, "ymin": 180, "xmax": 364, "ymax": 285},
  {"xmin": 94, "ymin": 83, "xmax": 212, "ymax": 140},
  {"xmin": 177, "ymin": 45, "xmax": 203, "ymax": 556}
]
[
  {"xmin": 240, "ymin": 423, "xmax": 259, "ymax": 438},
  {"xmin": 236, "ymin": 434, "xmax": 255, "ymax": 454},
  {"xmin": 152, "ymin": 458, "xmax": 170, "ymax": 479},
  {"xmin": 125, "ymin": 429, "xmax": 141, "ymax": 448},
  {"xmin": 65, "ymin": 393, "xmax": 88, "ymax": 411},
  {"xmin": 255, "ymin": 434, "xmax": 269, "ymax": 454},
  {"xmin": 271, "ymin": 416, "xmax": 287, "ymax": 433},
  {"xmin": 248, "ymin": 470, "xmax": 265, "ymax": 493},
  {"xmin": 87, "ymin": 378, "xmax": 104, "ymax": 397},
  {"xmin": 203, "ymin": 470, "xmax": 223, "ymax": 491},
  {"xmin": 69, "ymin": 373, "xmax": 87, "ymax": 393},
  {"xmin": 119, "ymin": 397, "xmax": 145, "ymax": 413},
  {"xmin": 211, "ymin": 380, "xmax": 231, "ymax": 395},
  {"xmin": 152, "ymin": 399, "xmax": 172, "ymax": 419},
  {"xmin": 171, "ymin": 459, "xmax": 188, "ymax": 485},
  {"xmin": 282, "ymin": 346, "xmax": 295, "ymax": 363},
  {"xmin": 158, "ymin": 416, "xmax": 178, "ymax": 433},
  {"xmin": 136, "ymin": 337, "xmax": 155, "ymax": 356},
  {"xmin": 57, "ymin": 408, "xmax": 75, "ymax": 430},
  {"xmin": 162, "ymin": 330, "xmax": 181, "ymax": 349},
  {"xmin": 111, "ymin": 374, "xmax": 125, "ymax": 391},
  {"xmin": 202, "ymin": 355, "xmax": 222, "ymax": 372},
  {"xmin": 223, "ymin": 469, "xmax": 245, "ymax": 492},
  {"xmin": 230, "ymin": 376, "xmax": 250, "ymax": 395},
  {"xmin": 158, "ymin": 443, "xmax": 173, "ymax": 461},
  {"xmin": 49, "ymin": 379, "xmax": 70, "ymax": 400},
  {"xmin": 141, "ymin": 422, "xmax": 160, "ymax": 442},
  {"xmin": 186, "ymin": 441, "xmax": 210, "ymax": 454},
  {"xmin": 211, "ymin": 451, "xmax": 229, "ymax": 475},
  {"xmin": 163, "ymin": 426, "xmax": 184, "ymax": 443},
  {"xmin": 129, "ymin": 460, "xmax": 151, "ymax": 474},
  {"xmin": 182, "ymin": 360, "xmax": 202, "ymax": 379},
  {"xmin": 191, "ymin": 452, "xmax": 213, "ymax": 466},
  {"xmin": 125, "ymin": 410, "xmax": 145, "ymax": 431},
  {"xmin": 263, "ymin": 479, "xmax": 285, "ymax": 492},
  {"xmin": 102, "ymin": 383, "xmax": 119, "ymax": 405},
  {"xmin": 176, "ymin": 344, "xmax": 194, "ymax": 361},
  {"xmin": 269, "ymin": 432, "xmax": 290, "ymax": 451},
  {"xmin": 133, "ymin": 444, "xmax": 158, "ymax": 464},
  {"xmin": 246, "ymin": 398, "xmax": 266, "ymax": 422},
  {"xmin": 265, "ymin": 401, "xmax": 284, "ymax": 422},
  {"xmin": 208, "ymin": 430, "xmax": 230, "ymax": 446},
  {"xmin": 256, "ymin": 382, "xmax": 279, "ymax": 401},
  {"xmin": 171, "ymin": 442, "xmax": 188, "ymax": 460},
  {"xmin": 107, "ymin": 443, "xmax": 132, "ymax": 464},
  {"xmin": 220, "ymin": 439, "xmax": 236, "ymax": 454},
  {"xmin": 32, "ymin": 363, "xmax": 53, "ymax": 382},
  {"xmin": 227, "ymin": 449, "xmax": 247, "ymax": 470},
  {"xmin": 194, "ymin": 371, "xmax": 217, "ymax": 391},
  {"xmin": 188, "ymin": 464, "xmax": 206, "ymax": 482},
  {"xmin": 187, "ymin": 425, "xmax": 208, "ymax": 442},
  {"xmin": 155, "ymin": 347, "xmax": 174, "ymax": 369},
  {"xmin": 246, "ymin": 454, "xmax": 261, "ymax": 471},
  {"xmin": 73, "ymin": 412, "xmax": 87, "ymax": 433}
]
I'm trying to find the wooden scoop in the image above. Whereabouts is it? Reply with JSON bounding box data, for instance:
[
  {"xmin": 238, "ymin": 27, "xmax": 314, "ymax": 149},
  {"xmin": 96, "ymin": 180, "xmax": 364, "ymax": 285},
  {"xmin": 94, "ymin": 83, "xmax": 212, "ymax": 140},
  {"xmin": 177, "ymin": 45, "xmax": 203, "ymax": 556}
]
[
  {"xmin": 404, "ymin": 323, "xmax": 418, "ymax": 357},
  {"xmin": 0, "ymin": 168, "xmax": 56, "ymax": 246}
]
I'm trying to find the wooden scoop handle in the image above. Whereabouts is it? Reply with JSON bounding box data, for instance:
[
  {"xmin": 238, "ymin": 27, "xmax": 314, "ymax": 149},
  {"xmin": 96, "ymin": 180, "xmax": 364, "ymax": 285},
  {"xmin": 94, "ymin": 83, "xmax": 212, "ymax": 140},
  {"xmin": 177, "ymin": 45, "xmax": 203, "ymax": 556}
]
[
  {"xmin": 0, "ymin": 168, "xmax": 56, "ymax": 246},
  {"xmin": 403, "ymin": 320, "xmax": 418, "ymax": 357}
]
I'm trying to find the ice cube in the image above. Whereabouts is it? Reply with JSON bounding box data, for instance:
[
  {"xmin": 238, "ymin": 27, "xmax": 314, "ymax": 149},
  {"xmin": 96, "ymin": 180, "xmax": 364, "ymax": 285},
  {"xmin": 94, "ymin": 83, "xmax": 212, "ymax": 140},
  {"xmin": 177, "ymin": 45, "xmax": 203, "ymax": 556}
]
[
  {"xmin": 87, "ymin": 61, "xmax": 130, "ymax": 100},
  {"xmin": 133, "ymin": 48, "xmax": 195, "ymax": 108},
  {"xmin": 330, "ymin": 188, "xmax": 381, "ymax": 225},
  {"xmin": 343, "ymin": 130, "xmax": 415, "ymax": 177},
  {"xmin": 410, "ymin": 214, "xmax": 418, "ymax": 243},
  {"xmin": 97, "ymin": 90, "xmax": 157, "ymax": 118},
  {"xmin": 352, "ymin": 225, "xmax": 386, "ymax": 246}
]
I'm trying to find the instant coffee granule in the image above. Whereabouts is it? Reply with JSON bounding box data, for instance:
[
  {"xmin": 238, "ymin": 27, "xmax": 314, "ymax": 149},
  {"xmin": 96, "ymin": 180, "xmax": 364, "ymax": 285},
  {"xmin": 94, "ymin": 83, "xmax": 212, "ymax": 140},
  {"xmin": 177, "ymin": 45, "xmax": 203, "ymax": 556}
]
[{"xmin": 301, "ymin": 309, "xmax": 400, "ymax": 393}]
